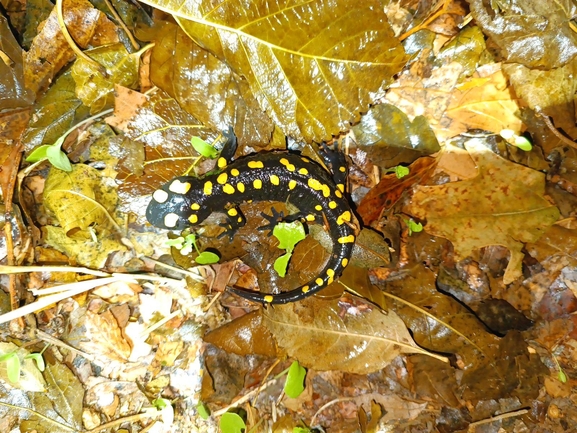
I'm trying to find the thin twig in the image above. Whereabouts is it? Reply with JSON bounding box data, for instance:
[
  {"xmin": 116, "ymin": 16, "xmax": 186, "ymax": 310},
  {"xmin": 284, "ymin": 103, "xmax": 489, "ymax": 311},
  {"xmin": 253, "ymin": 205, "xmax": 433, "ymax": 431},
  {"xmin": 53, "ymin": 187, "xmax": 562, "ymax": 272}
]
[{"xmin": 537, "ymin": 110, "xmax": 577, "ymax": 151}]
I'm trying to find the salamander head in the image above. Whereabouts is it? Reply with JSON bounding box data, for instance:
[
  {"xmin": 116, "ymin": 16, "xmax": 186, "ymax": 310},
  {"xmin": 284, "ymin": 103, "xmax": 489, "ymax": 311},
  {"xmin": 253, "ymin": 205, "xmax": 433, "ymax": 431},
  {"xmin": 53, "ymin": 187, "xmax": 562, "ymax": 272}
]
[{"xmin": 146, "ymin": 177, "xmax": 210, "ymax": 230}]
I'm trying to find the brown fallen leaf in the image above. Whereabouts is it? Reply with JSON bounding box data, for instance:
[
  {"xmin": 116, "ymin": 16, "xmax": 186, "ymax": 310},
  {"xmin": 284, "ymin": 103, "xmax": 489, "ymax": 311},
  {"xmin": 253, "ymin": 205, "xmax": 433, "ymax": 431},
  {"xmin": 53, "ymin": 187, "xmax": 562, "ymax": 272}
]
[
  {"xmin": 264, "ymin": 295, "xmax": 447, "ymax": 374},
  {"xmin": 406, "ymin": 139, "xmax": 560, "ymax": 284}
]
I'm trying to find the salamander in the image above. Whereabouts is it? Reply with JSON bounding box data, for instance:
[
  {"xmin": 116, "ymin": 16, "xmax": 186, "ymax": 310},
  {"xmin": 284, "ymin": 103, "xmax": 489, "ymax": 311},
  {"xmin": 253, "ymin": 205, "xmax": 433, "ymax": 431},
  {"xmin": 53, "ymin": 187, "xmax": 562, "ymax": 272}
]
[{"xmin": 146, "ymin": 135, "xmax": 356, "ymax": 304}]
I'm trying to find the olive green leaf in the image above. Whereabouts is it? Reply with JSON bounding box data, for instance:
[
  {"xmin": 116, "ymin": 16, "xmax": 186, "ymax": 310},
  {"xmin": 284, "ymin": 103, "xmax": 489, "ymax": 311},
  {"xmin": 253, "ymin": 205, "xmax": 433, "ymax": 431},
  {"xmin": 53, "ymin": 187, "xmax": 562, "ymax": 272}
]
[{"xmin": 139, "ymin": 0, "xmax": 408, "ymax": 142}]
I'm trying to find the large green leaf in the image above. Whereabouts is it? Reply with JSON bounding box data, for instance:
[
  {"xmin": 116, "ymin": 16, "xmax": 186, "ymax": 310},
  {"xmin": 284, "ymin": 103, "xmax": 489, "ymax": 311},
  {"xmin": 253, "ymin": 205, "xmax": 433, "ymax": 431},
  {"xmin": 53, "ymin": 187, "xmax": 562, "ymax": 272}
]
[{"xmin": 138, "ymin": 0, "xmax": 408, "ymax": 142}]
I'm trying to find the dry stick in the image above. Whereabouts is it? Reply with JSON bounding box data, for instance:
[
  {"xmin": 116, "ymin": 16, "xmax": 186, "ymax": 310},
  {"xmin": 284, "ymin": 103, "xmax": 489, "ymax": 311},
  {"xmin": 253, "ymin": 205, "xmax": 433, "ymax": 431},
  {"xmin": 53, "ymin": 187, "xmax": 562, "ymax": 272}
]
[
  {"xmin": 537, "ymin": 111, "xmax": 577, "ymax": 151},
  {"xmin": 102, "ymin": 0, "xmax": 140, "ymax": 50},
  {"xmin": 56, "ymin": 0, "xmax": 105, "ymax": 74},
  {"xmin": 83, "ymin": 409, "xmax": 164, "ymax": 433},
  {"xmin": 212, "ymin": 377, "xmax": 282, "ymax": 417},
  {"xmin": 467, "ymin": 408, "xmax": 529, "ymax": 431}
]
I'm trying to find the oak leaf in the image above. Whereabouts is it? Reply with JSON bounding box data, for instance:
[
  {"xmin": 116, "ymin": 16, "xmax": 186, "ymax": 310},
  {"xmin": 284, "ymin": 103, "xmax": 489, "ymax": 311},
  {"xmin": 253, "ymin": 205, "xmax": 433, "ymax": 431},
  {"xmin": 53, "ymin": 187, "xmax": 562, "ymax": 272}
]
[{"xmin": 406, "ymin": 140, "xmax": 559, "ymax": 284}]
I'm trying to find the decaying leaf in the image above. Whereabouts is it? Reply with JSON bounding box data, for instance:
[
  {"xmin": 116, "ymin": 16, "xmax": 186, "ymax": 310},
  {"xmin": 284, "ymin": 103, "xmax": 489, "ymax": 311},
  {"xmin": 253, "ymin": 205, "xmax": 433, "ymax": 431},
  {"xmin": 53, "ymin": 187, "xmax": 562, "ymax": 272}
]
[
  {"xmin": 443, "ymin": 67, "xmax": 524, "ymax": 137},
  {"xmin": 264, "ymin": 295, "xmax": 445, "ymax": 374},
  {"xmin": 148, "ymin": 21, "xmax": 274, "ymax": 147},
  {"xmin": 406, "ymin": 139, "xmax": 560, "ymax": 284},
  {"xmin": 24, "ymin": 0, "xmax": 119, "ymax": 96},
  {"xmin": 138, "ymin": 0, "xmax": 408, "ymax": 142},
  {"xmin": 71, "ymin": 43, "xmax": 142, "ymax": 114},
  {"xmin": 43, "ymin": 164, "xmax": 119, "ymax": 234},
  {"xmin": 352, "ymin": 103, "xmax": 440, "ymax": 167},
  {"xmin": 468, "ymin": 0, "xmax": 577, "ymax": 69},
  {"xmin": 0, "ymin": 15, "xmax": 34, "ymax": 110}
]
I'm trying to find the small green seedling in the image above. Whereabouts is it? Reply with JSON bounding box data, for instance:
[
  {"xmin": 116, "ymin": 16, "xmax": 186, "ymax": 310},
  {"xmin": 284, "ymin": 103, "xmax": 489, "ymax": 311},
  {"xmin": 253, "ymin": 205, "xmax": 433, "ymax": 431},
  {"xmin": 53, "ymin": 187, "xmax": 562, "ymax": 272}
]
[
  {"xmin": 0, "ymin": 346, "xmax": 47, "ymax": 383},
  {"xmin": 166, "ymin": 233, "xmax": 219, "ymax": 264},
  {"xmin": 272, "ymin": 221, "xmax": 306, "ymax": 277},
  {"xmin": 219, "ymin": 412, "xmax": 246, "ymax": 433},
  {"xmin": 0, "ymin": 352, "xmax": 21, "ymax": 383},
  {"xmin": 402, "ymin": 218, "xmax": 423, "ymax": 236},
  {"xmin": 293, "ymin": 427, "xmax": 313, "ymax": 433},
  {"xmin": 190, "ymin": 136, "xmax": 220, "ymax": 159},
  {"xmin": 385, "ymin": 165, "xmax": 410, "ymax": 179},
  {"xmin": 152, "ymin": 398, "xmax": 169, "ymax": 410},
  {"xmin": 24, "ymin": 353, "xmax": 46, "ymax": 372},
  {"xmin": 500, "ymin": 129, "xmax": 532, "ymax": 151},
  {"xmin": 284, "ymin": 360, "xmax": 306, "ymax": 398},
  {"xmin": 26, "ymin": 135, "xmax": 72, "ymax": 172},
  {"xmin": 196, "ymin": 401, "xmax": 211, "ymax": 420},
  {"xmin": 551, "ymin": 353, "xmax": 567, "ymax": 383}
]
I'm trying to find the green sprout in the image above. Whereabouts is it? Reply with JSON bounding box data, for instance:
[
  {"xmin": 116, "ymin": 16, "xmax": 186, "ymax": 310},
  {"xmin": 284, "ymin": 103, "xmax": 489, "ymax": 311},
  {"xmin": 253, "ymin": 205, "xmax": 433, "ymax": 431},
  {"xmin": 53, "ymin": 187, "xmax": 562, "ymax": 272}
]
[
  {"xmin": 385, "ymin": 165, "xmax": 410, "ymax": 179},
  {"xmin": 401, "ymin": 217, "xmax": 423, "ymax": 236},
  {"xmin": 500, "ymin": 129, "xmax": 532, "ymax": 151},
  {"xmin": 190, "ymin": 136, "xmax": 220, "ymax": 159},
  {"xmin": 272, "ymin": 221, "xmax": 306, "ymax": 277},
  {"xmin": 166, "ymin": 233, "xmax": 219, "ymax": 265}
]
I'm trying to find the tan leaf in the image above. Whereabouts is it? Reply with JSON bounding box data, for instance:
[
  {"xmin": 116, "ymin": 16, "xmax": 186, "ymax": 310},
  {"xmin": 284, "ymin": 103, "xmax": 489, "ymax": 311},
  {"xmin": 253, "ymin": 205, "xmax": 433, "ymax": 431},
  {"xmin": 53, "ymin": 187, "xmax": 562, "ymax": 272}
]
[
  {"xmin": 24, "ymin": 0, "xmax": 119, "ymax": 97},
  {"xmin": 44, "ymin": 164, "xmax": 119, "ymax": 234},
  {"xmin": 406, "ymin": 139, "xmax": 560, "ymax": 284},
  {"xmin": 442, "ymin": 67, "xmax": 524, "ymax": 137},
  {"xmin": 264, "ymin": 296, "xmax": 446, "ymax": 374},
  {"xmin": 139, "ymin": 0, "xmax": 408, "ymax": 142}
]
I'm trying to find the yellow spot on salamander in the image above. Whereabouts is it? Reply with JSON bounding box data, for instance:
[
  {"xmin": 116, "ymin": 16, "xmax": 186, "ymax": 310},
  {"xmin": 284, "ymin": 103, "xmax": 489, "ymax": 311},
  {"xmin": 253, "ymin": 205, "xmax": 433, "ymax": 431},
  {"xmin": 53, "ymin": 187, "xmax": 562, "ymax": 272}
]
[
  {"xmin": 152, "ymin": 190, "xmax": 168, "ymax": 204},
  {"xmin": 302, "ymin": 285, "xmax": 310, "ymax": 293},
  {"xmin": 315, "ymin": 277, "xmax": 324, "ymax": 286},
  {"xmin": 270, "ymin": 174, "xmax": 280, "ymax": 185},
  {"xmin": 322, "ymin": 185, "xmax": 331, "ymax": 197},
  {"xmin": 288, "ymin": 180, "xmax": 297, "ymax": 190},
  {"xmin": 339, "ymin": 166, "xmax": 346, "ymax": 173},
  {"xmin": 228, "ymin": 208, "xmax": 238, "ymax": 216},
  {"xmin": 327, "ymin": 269, "xmax": 335, "ymax": 284},
  {"xmin": 338, "ymin": 235, "xmax": 355, "ymax": 244},
  {"xmin": 168, "ymin": 179, "xmax": 191, "ymax": 194},
  {"xmin": 191, "ymin": 203, "xmax": 200, "ymax": 210},
  {"xmin": 223, "ymin": 184, "xmax": 235, "ymax": 194},
  {"xmin": 231, "ymin": 168, "xmax": 240, "ymax": 176},
  {"xmin": 253, "ymin": 179, "xmax": 262, "ymax": 189},
  {"xmin": 217, "ymin": 157, "xmax": 227, "ymax": 168},
  {"xmin": 238, "ymin": 217, "xmax": 243, "ymax": 223},
  {"xmin": 306, "ymin": 214, "xmax": 315, "ymax": 221},
  {"xmin": 335, "ymin": 190, "xmax": 343, "ymax": 198},
  {"xmin": 280, "ymin": 158, "xmax": 296, "ymax": 171},
  {"xmin": 298, "ymin": 167, "xmax": 309, "ymax": 175},
  {"xmin": 301, "ymin": 157, "xmax": 310, "ymax": 163},
  {"xmin": 204, "ymin": 181, "xmax": 213, "ymax": 195},
  {"xmin": 188, "ymin": 214, "xmax": 198, "ymax": 223},
  {"xmin": 315, "ymin": 204, "xmax": 322, "ymax": 211},
  {"xmin": 337, "ymin": 183, "xmax": 345, "ymax": 193},
  {"xmin": 328, "ymin": 201, "xmax": 337, "ymax": 209},
  {"xmin": 337, "ymin": 211, "xmax": 351, "ymax": 225},
  {"xmin": 264, "ymin": 295, "xmax": 274, "ymax": 303},
  {"xmin": 164, "ymin": 213, "xmax": 179, "ymax": 228},
  {"xmin": 248, "ymin": 160, "xmax": 264, "ymax": 169},
  {"xmin": 342, "ymin": 258, "xmax": 348, "ymax": 267},
  {"xmin": 308, "ymin": 178, "xmax": 322, "ymax": 190},
  {"xmin": 217, "ymin": 173, "xmax": 228, "ymax": 184},
  {"xmin": 237, "ymin": 182, "xmax": 245, "ymax": 193}
]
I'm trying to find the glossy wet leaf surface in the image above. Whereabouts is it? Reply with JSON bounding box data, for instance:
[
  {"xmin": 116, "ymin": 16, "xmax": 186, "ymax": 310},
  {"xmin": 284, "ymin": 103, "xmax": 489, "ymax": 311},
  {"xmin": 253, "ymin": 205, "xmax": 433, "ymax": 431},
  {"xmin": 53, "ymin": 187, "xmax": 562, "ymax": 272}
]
[{"xmin": 141, "ymin": 0, "xmax": 408, "ymax": 142}]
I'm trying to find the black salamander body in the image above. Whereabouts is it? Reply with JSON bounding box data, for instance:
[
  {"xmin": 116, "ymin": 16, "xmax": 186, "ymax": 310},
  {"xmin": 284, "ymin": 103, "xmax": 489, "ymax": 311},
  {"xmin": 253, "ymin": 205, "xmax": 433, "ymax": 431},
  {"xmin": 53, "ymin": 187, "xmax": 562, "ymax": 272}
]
[{"xmin": 146, "ymin": 151, "xmax": 356, "ymax": 304}]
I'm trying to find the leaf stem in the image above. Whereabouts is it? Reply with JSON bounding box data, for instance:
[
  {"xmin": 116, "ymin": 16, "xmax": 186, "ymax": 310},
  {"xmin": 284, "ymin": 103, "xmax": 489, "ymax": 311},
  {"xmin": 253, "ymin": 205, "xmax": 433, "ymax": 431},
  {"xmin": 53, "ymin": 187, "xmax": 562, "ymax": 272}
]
[{"xmin": 56, "ymin": 0, "xmax": 106, "ymax": 73}]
